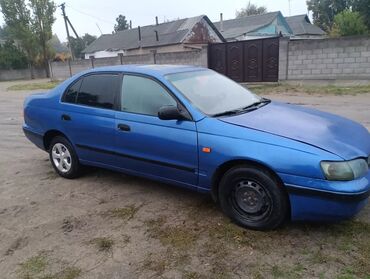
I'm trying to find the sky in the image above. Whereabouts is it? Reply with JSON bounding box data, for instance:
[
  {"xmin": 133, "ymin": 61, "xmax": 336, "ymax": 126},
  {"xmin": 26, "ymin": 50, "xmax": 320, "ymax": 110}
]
[{"xmin": 0, "ymin": 0, "xmax": 309, "ymax": 42}]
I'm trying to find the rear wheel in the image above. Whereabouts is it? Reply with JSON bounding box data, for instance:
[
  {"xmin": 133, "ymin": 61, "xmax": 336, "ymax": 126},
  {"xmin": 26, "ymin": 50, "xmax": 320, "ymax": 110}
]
[
  {"xmin": 218, "ymin": 165, "xmax": 288, "ymax": 230},
  {"xmin": 49, "ymin": 136, "xmax": 81, "ymax": 179}
]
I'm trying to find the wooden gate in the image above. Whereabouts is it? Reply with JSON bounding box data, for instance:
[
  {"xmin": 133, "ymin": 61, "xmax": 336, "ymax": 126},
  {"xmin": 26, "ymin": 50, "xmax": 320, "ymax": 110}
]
[{"xmin": 208, "ymin": 37, "xmax": 279, "ymax": 82}]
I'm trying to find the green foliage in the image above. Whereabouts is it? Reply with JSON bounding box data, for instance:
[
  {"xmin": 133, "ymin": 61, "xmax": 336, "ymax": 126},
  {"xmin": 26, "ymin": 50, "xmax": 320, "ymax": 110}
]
[
  {"xmin": 306, "ymin": 0, "xmax": 352, "ymax": 32},
  {"xmin": 114, "ymin": 14, "xmax": 129, "ymax": 32},
  {"xmin": 29, "ymin": 0, "xmax": 56, "ymax": 60},
  {"xmin": 0, "ymin": 0, "xmax": 37, "ymax": 61},
  {"xmin": 69, "ymin": 33, "xmax": 97, "ymax": 59},
  {"xmin": 0, "ymin": 0, "xmax": 56, "ymax": 75},
  {"xmin": 352, "ymin": 0, "xmax": 370, "ymax": 29},
  {"xmin": 236, "ymin": 1, "xmax": 267, "ymax": 18},
  {"xmin": 0, "ymin": 40, "xmax": 28, "ymax": 69},
  {"xmin": 330, "ymin": 9, "xmax": 368, "ymax": 36},
  {"xmin": 49, "ymin": 34, "xmax": 68, "ymax": 53}
]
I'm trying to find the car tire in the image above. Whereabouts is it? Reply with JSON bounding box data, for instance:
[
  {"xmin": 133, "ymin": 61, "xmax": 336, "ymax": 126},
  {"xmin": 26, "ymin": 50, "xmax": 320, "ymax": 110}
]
[
  {"xmin": 49, "ymin": 136, "xmax": 81, "ymax": 179},
  {"xmin": 218, "ymin": 165, "xmax": 288, "ymax": 230}
]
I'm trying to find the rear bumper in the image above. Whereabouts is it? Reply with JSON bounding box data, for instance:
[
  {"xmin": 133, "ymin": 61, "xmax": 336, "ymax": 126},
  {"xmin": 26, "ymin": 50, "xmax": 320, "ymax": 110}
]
[
  {"xmin": 280, "ymin": 172, "xmax": 370, "ymax": 221},
  {"xmin": 23, "ymin": 125, "xmax": 45, "ymax": 150}
]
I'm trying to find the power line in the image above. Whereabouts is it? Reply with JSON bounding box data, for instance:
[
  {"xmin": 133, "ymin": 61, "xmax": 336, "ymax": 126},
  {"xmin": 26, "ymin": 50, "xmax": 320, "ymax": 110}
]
[{"xmin": 64, "ymin": 4, "xmax": 115, "ymax": 25}]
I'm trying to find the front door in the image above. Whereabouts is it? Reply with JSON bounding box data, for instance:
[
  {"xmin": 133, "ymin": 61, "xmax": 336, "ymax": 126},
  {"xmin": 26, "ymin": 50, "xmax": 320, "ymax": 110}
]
[{"xmin": 114, "ymin": 74, "xmax": 198, "ymax": 187}]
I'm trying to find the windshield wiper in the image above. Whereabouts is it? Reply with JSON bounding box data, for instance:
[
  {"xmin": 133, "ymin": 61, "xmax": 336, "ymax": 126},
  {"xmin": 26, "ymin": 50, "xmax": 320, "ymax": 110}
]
[
  {"xmin": 212, "ymin": 98, "xmax": 271, "ymax": 118},
  {"xmin": 241, "ymin": 98, "xmax": 271, "ymax": 111},
  {"xmin": 212, "ymin": 109, "xmax": 245, "ymax": 117}
]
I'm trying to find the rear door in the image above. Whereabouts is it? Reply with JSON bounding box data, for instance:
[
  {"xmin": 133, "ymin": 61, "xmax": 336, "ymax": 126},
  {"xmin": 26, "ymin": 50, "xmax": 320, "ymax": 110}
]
[
  {"xmin": 61, "ymin": 73, "xmax": 121, "ymax": 165},
  {"xmin": 114, "ymin": 74, "xmax": 198, "ymax": 186}
]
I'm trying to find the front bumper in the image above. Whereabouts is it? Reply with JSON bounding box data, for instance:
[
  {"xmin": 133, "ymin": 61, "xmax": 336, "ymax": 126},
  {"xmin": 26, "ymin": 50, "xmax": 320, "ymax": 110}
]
[{"xmin": 279, "ymin": 172, "xmax": 370, "ymax": 221}]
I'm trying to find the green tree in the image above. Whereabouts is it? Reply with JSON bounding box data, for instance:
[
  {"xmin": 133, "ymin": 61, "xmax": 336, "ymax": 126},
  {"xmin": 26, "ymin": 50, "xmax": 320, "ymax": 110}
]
[
  {"xmin": 236, "ymin": 1, "xmax": 267, "ymax": 18},
  {"xmin": 0, "ymin": 40, "xmax": 28, "ymax": 69},
  {"xmin": 330, "ymin": 9, "xmax": 368, "ymax": 36},
  {"xmin": 0, "ymin": 0, "xmax": 38, "ymax": 73},
  {"xmin": 29, "ymin": 0, "xmax": 56, "ymax": 77},
  {"xmin": 306, "ymin": 0, "xmax": 353, "ymax": 32},
  {"xmin": 114, "ymin": 14, "xmax": 129, "ymax": 32},
  {"xmin": 69, "ymin": 33, "xmax": 97, "ymax": 59},
  {"xmin": 352, "ymin": 0, "xmax": 370, "ymax": 29},
  {"xmin": 0, "ymin": 26, "xmax": 3, "ymax": 37},
  {"xmin": 49, "ymin": 34, "xmax": 68, "ymax": 53}
]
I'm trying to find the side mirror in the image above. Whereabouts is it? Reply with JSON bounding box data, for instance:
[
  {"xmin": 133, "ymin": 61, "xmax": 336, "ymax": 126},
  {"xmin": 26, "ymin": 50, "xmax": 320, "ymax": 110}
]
[{"xmin": 158, "ymin": 105, "xmax": 189, "ymax": 121}]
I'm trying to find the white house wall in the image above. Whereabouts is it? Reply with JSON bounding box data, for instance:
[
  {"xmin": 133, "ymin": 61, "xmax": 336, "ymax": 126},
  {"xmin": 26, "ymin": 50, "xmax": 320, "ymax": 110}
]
[{"xmin": 84, "ymin": 50, "xmax": 124, "ymax": 59}]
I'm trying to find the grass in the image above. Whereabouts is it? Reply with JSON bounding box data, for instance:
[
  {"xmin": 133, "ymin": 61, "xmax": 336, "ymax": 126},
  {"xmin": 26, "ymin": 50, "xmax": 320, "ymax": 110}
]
[
  {"xmin": 144, "ymin": 217, "xmax": 198, "ymax": 250},
  {"xmin": 142, "ymin": 206, "xmax": 370, "ymax": 278},
  {"xmin": 105, "ymin": 204, "xmax": 141, "ymax": 220},
  {"xmin": 18, "ymin": 254, "xmax": 48, "ymax": 278},
  {"xmin": 142, "ymin": 254, "xmax": 168, "ymax": 276},
  {"xmin": 270, "ymin": 264, "xmax": 304, "ymax": 279},
  {"xmin": 7, "ymin": 81, "xmax": 60, "ymax": 91},
  {"xmin": 89, "ymin": 237, "xmax": 114, "ymax": 252},
  {"xmin": 248, "ymin": 83, "xmax": 370, "ymax": 95},
  {"xmin": 18, "ymin": 253, "xmax": 81, "ymax": 279}
]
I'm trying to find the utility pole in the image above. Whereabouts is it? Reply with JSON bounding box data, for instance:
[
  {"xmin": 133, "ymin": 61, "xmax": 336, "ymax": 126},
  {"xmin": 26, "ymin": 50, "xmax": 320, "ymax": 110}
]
[{"xmin": 60, "ymin": 3, "xmax": 74, "ymax": 60}]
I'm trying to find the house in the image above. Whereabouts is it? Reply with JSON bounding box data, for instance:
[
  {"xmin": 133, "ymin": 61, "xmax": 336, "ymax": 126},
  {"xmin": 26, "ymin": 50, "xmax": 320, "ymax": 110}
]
[
  {"xmin": 213, "ymin": 11, "xmax": 293, "ymax": 41},
  {"xmin": 83, "ymin": 15, "xmax": 225, "ymax": 59},
  {"xmin": 285, "ymin": 14, "xmax": 326, "ymax": 39}
]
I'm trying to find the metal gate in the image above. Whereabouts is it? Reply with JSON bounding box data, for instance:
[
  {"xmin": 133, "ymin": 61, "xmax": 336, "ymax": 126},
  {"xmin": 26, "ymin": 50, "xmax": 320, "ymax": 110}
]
[{"xmin": 208, "ymin": 37, "xmax": 279, "ymax": 82}]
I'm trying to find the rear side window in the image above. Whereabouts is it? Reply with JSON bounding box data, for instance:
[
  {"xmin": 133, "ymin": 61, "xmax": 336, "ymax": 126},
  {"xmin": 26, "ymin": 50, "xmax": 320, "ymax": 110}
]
[
  {"xmin": 63, "ymin": 79, "xmax": 82, "ymax": 103},
  {"xmin": 76, "ymin": 74, "xmax": 120, "ymax": 109}
]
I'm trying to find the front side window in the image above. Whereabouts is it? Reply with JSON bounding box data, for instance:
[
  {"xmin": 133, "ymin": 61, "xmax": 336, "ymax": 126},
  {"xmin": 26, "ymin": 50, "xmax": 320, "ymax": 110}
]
[
  {"xmin": 76, "ymin": 74, "xmax": 120, "ymax": 109},
  {"xmin": 166, "ymin": 70, "xmax": 261, "ymax": 116},
  {"xmin": 121, "ymin": 75, "xmax": 177, "ymax": 116}
]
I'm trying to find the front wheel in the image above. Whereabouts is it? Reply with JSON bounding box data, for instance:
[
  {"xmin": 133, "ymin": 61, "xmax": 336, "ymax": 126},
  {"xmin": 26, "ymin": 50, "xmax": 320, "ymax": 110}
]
[
  {"xmin": 49, "ymin": 136, "xmax": 81, "ymax": 179},
  {"xmin": 218, "ymin": 165, "xmax": 288, "ymax": 230}
]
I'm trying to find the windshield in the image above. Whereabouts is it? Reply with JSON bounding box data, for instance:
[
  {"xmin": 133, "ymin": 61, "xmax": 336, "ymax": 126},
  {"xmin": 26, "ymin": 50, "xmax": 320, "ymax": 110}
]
[{"xmin": 166, "ymin": 70, "xmax": 261, "ymax": 116}]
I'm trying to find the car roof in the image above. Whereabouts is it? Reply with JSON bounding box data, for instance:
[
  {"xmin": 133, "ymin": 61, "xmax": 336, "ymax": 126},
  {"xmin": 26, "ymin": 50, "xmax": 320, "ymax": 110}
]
[{"xmin": 85, "ymin": 64, "xmax": 207, "ymax": 76}]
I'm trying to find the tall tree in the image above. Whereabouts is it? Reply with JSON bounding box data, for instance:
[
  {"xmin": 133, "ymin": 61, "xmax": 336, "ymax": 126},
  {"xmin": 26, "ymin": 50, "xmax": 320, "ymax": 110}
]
[
  {"xmin": 49, "ymin": 34, "xmax": 68, "ymax": 53},
  {"xmin": 236, "ymin": 1, "xmax": 267, "ymax": 18},
  {"xmin": 29, "ymin": 0, "xmax": 56, "ymax": 77},
  {"xmin": 330, "ymin": 9, "xmax": 368, "ymax": 36},
  {"xmin": 0, "ymin": 40, "xmax": 28, "ymax": 69},
  {"xmin": 352, "ymin": 0, "xmax": 370, "ymax": 29},
  {"xmin": 0, "ymin": 25, "xmax": 7, "ymax": 38},
  {"xmin": 0, "ymin": 0, "xmax": 38, "ymax": 75},
  {"xmin": 306, "ymin": 0, "xmax": 352, "ymax": 32},
  {"xmin": 69, "ymin": 33, "xmax": 97, "ymax": 59},
  {"xmin": 114, "ymin": 14, "xmax": 129, "ymax": 32}
]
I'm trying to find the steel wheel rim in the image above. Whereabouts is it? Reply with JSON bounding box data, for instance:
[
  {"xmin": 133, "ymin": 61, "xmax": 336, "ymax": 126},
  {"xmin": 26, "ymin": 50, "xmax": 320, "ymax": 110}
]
[
  {"xmin": 52, "ymin": 143, "xmax": 72, "ymax": 173},
  {"xmin": 231, "ymin": 180, "xmax": 272, "ymax": 222}
]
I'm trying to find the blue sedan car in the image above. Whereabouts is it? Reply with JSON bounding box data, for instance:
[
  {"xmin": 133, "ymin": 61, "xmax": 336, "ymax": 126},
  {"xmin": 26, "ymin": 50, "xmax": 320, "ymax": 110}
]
[{"xmin": 23, "ymin": 65, "xmax": 370, "ymax": 230}]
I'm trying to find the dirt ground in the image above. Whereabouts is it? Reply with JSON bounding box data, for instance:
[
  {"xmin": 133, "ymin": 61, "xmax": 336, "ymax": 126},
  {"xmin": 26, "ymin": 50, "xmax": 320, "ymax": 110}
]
[{"xmin": 0, "ymin": 79, "xmax": 369, "ymax": 279}]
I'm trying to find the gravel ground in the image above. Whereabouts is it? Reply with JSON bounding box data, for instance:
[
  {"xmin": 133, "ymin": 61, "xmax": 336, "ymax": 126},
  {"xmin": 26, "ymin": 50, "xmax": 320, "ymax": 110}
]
[{"xmin": 0, "ymin": 79, "xmax": 369, "ymax": 279}]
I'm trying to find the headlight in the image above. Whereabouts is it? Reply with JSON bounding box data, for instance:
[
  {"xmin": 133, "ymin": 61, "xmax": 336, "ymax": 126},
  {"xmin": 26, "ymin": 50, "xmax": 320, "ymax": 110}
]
[{"xmin": 321, "ymin": 158, "xmax": 369, "ymax": 181}]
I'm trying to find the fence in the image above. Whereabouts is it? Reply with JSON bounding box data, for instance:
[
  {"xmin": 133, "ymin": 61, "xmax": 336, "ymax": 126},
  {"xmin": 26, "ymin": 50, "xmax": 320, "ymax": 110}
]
[
  {"xmin": 0, "ymin": 67, "xmax": 46, "ymax": 81},
  {"xmin": 50, "ymin": 48, "xmax": 208, "ymax": 80},
  {"xmin": 279, "ymin": 36, "xmax": 370, "ymax": 81}
]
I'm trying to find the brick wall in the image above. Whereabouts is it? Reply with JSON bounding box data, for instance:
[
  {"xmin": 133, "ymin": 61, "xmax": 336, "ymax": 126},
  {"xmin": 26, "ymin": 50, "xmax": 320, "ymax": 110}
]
[
  {"xmin": 50, "ymin": 48, "xmax": 208, "ymax": 80},
  {"xmin": 279, "ymin": 36, "xmax": 370, "ymax": 80}
]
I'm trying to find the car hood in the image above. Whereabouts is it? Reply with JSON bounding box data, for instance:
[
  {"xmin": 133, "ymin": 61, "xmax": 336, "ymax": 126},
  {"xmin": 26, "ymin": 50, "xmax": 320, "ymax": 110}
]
[{"xmin": 221, "ymin": 101, "xmax": 370, "ymax": 160}]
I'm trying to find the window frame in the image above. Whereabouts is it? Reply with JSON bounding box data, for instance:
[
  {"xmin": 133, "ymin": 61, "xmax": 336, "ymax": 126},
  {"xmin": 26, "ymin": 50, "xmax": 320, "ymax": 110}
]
[
  {"xmin": 61, "ymin": 78, "xmax": 83, "ymax": 104},
  {"xmin": 118, "ymin": 72, "xmax": 193, "ymax": 121},
  {"xmin": 61, "ymin": 72, "xmax": 123, "ymax": 111},
  {"xmin": 60, "ymin": 71, "xmax": 193, "ymax": 121}
]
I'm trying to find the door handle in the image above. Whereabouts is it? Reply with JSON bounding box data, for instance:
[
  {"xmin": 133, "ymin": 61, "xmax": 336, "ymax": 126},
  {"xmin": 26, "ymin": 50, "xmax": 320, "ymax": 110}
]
[
  {"xmin": 118, "ymin": 123, "xmax": 130, "ymax": 131},
  {"xmin": 61, "ymin": 114, "xmax": 71, "ymax": 121}
]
